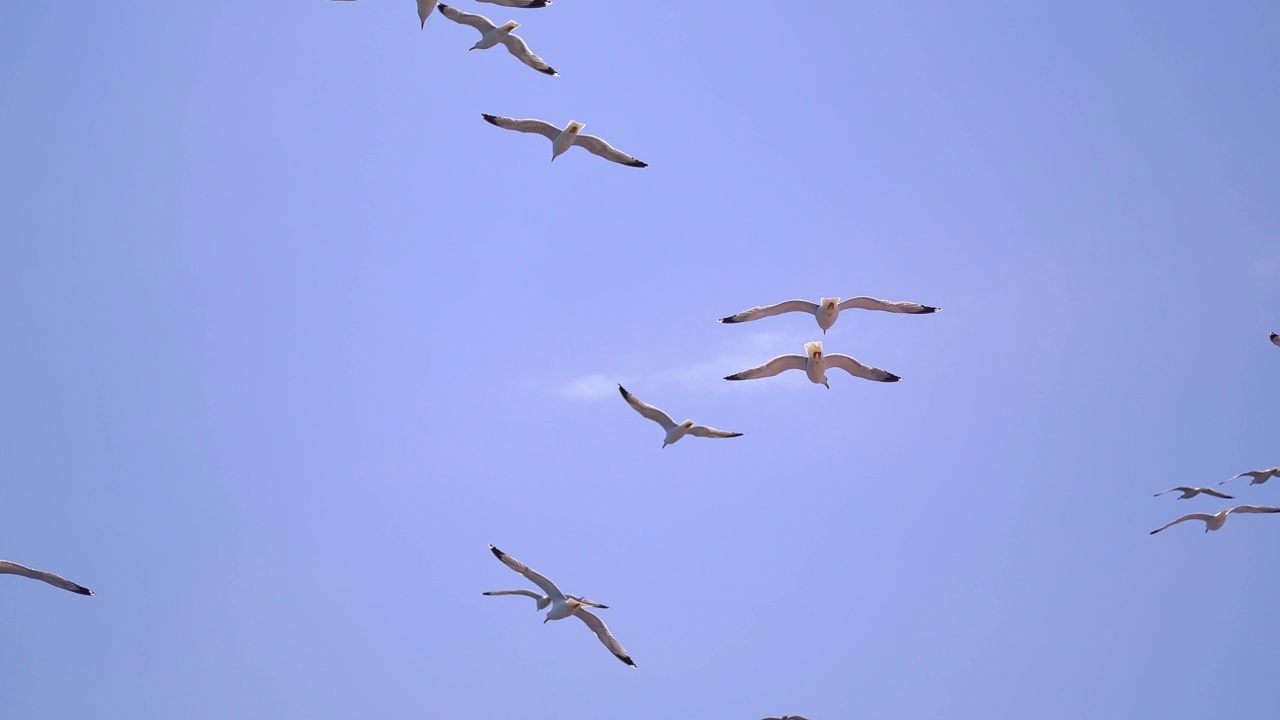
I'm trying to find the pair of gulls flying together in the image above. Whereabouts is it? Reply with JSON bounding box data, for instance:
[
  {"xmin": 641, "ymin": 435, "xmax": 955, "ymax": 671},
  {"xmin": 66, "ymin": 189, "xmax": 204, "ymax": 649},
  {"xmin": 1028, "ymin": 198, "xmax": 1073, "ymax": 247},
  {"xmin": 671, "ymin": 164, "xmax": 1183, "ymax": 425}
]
[
  {"xmin": 481, "ymin": 114, "xmax": 648, "ymax": 167},
  {"xmin": 485, "ymin": 545, "xmax": 636, "ymax": 667},
  {"xmin": 725, "ymin": 341, "xmax": 899, "ymax": 388},
  {"xmin": 719, "ymin": 296, "xmax": 940, "ymax": 334},
  {"xmin": 1, "ymin": 560, "xmax": 94, "ymax": 596},
  {"xmin": 1150, "ymin": 505, "xmax": 1280, "ymax": 534},
  {"xmin": 329, "ymin": 0, "xmax": 548, "ymax": 30},
  {"xmin": 619, "ymin": 385, "xmax": 742, "ymax": 447}
]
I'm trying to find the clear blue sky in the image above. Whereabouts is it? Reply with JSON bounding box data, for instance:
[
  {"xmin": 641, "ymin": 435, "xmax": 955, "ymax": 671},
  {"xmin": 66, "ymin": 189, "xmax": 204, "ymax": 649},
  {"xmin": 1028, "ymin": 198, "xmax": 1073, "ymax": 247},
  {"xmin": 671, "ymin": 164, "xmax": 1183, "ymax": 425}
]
[{"xmin": 2, "ymin": 1, "xmax": 1279, "ymax": 718}]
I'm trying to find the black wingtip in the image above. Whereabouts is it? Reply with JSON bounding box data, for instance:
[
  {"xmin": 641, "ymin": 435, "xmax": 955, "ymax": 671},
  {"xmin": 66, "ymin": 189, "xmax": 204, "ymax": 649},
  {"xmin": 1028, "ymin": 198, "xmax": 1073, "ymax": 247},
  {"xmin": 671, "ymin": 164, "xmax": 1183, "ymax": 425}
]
[
  {"xmin": 882, "ymin": 373, "xmax": 902, "ymax": 383},
  {"xmin": 914, "ymin": 306, "xmax": 941, "ymax": 314},
  {"xmin": 728, "ymin": 433, "xmax": 745, "ymax": 438},
  {"xmin": 74, "ymin": 586, "xmax": 94, "ymax": 596},
  {"xmin": 539, "ymin": 67, "xmax": 559, "ymax": 76},
  {"xmin": 489, "ymin": 544, "xmax": 504, "ymax": 559},
  {"xmin": 617, "ymin": 384, "xmax": 630, "ymax": 397},
  {"xmin": 438, "ymin": 1, "xmax": 451, "ymax": 8},
  {"xmin": 718, "ymin": 316, "xmax": 739, "ymax": 324},
  {"xmin": 481, "ymin": 113, "xmax": 500, "ymax": 125},
  {"xmin": 724, "ymin": 374, "xmax": 742, "ymax": 381},
  {"xmin": 528, "ymin": 0, "xmax": 552, "ymax": 6},
  {"xmin": 621, "ymin": 655, "xmax": 637, "ymax": 667},
  {"xmin": 625, "ymin": 159, "xmax": 648, "ymax": 168}
]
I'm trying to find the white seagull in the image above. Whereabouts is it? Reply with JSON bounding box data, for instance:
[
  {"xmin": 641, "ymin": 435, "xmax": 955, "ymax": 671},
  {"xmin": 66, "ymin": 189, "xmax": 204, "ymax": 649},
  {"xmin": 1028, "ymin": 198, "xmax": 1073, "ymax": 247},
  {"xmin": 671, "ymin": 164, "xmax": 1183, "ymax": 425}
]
[
  {"xmin": 1219, "ymin": 467, "xmax": 1280, "ymax": 486},
  {"xmin": 1153, "ymin": 486, "xmax": 1234, "ymax": 500},
  {"xmin": 477, "ymin": 0, "xmax": 552, "ymax": 7},
  {"xmin": 1271, "ymin": 332, "xmax": 1279, "ymax": 347},
  {"xmin": 618, "ymin": 385, "xmax": 743, "ymax": 448},
  {"xmin": 725, "ymin": 341, "xmax": 900, "ymax": 388},
  {"xmin": 719, "ymin": 296, "xmax": 939, "ymax": 334},
  {"xmin": 482, "ymin": 589, "xmax": 608, "ymax": 611},
  {"xmin": 328, "ymin": 0, "xmax": 437, "ymax": 29},
  {"xmin": 480, "ymin": 114, "xmax": 648, "ymax": 167},
  {"xmin": 1150, "ymin": 505, "xmax": 1280, "ymax": 534},
  {"xmin": 1, "ymin": 560, "xmax": 94, "ymax": 596},
  {"xmin": 487, "ymin": 545, "xmax": 636, "ymax": 667},
  {"xmin": 438, "ymin": 4, "xmax": 557, "ymax": 76}
]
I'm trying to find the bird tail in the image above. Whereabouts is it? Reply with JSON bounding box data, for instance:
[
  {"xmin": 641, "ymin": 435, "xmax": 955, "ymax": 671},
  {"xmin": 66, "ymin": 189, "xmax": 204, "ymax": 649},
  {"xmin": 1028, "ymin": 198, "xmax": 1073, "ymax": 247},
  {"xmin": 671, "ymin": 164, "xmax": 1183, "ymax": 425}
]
[{"xmin": 804, "ymin": 340, "xmax": 823, "ymax": 360}]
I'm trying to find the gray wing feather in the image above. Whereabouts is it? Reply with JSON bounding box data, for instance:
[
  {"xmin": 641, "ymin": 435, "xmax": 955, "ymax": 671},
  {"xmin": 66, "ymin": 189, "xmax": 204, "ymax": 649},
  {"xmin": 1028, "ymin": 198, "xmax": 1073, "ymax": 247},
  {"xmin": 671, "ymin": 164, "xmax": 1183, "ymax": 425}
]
[
  {"xmin": 1227, "ymin": 505, "xmax": 1280, "ymax": 515},
  {"xmin": 575, "ymin": 608, "xmax": 636, "ymax": 667},
  {"xmin": 477, "ymin": 0, "xmax": 552, "ymax": 6},
  {"xmin": 826, "ymin": 354, "xmax": 901, "ymax": 382},
  {"xmin": 499, "ymin": 34, "xmax": 557, "ymax": 75},
  {"xmin": 837, "ymin": 296, "xmax": 939, "ymax": 314},
  {"xmin": 1149, "ymin": 514, "xmax": 1213, "ymax": 534},
  {"xmin": 481, "ymin": 114, "xmax": 561, "ymax": 140},
  {"xmin": 686, "ymin": 425, "xmax": 743, "ymax": 439},
  {"xmin": 618, "ymin": 385, "xmax": 677, "ymax": 431},
  {"xmin": 488, "ymin": 545, "xmax": 565, "ymax": 601},
  {"xmin": 0, "ymin": 560, "xmax": 94, "ymax": 595},
  {"xmin": 719, "ymin": 300, "xmax": 818, "ymax": 324},
  {"xmin": 437, "ymin": 3, "xmax": 497, "ymax": 32},
  {"xmin": 573, "ymin": 134, "xmax": 647, "ymax": 167},
  {"xmin": 725, "ymin": 354, "xmax": 807, "ymax": 381}
]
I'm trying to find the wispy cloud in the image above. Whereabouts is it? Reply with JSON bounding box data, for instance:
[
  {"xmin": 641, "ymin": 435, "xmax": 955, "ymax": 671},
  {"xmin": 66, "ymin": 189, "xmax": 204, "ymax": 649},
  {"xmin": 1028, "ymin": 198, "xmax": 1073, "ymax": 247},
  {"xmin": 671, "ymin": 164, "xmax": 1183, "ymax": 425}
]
[{"xmin": 1249, "ymin": 246, "xmax": 1280, "ymax": 285}]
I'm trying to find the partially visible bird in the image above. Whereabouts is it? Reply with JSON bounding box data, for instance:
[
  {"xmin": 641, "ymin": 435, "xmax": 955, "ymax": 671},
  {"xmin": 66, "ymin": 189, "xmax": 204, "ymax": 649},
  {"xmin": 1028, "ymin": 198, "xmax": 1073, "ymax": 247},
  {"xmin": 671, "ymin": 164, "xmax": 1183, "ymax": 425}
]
[
  {"xmin": 725, "ymin": 341, "xmax": 900, "ymax": 388},
  {"xmin": 480, "ymin": 114, "xmax": 648, "ymax": 167},
  {"xmin": 1219, "ymin": 467, "xmax": 1280, "ymax": 486},
  {"xmin": 719, "ymin": 296, "xmax": 939, "ymax": 334},
  {"xmin": 0, "ymin": 560, "xmax": 94, "ymax": 596},
  {"xmin": 327, "ymin": 0, "xmax": 437, "ymax": 29},
  {"xmin": 482, "ymin": 589, "xmax": 608, "ymax": 611},
  {"xmin": 438, "ymin": 4, "xmax": 558, "ymax": 76},
  {"xmin": 476, "ymin": 0, "xmax": 552, "ymax": 6},
  {"xmin": 1149, "ymin": 505, "xmax": 1280, "ymax": 534},
  {"xmin": 487, "ymin": 545, "xmax": 636, "ymax": 667},
  {"xmin": 1271, "ymin": 332, "xmax": 1279, "ymax": 347},
  {"xmin": 1153, "ymin": 486, "xmax": 1234, "ymax": 500},
  {"xmin": 762, "ymin": 716, "xmax": 813, "ymax": 720},
  {"xmin": 618, "ymin": 385, "xmax": 743, "ymax": 448}
]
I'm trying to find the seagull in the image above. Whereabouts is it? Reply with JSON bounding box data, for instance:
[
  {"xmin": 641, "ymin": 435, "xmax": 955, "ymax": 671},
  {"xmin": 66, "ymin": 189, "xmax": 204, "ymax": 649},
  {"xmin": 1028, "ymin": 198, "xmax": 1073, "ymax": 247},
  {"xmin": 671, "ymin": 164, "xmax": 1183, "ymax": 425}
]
[
  {"xmin": 618, "ymin": 385, "xmax": 743, "ymax": 448},
  {"xmin": 762, "ymin": 716, "xmax": 812, "ymax": 720},
  {"xmin": 482, "ymin": 589, "xmax": 608, "ymax": 611},
  {"xmin": 1150, "ymin": 505, "xmax": 1280, "ymax": 534},
  {"xmin": 1219, "ymin": 467, "xmax": 1280, "ymax": 486},
  {"xmin": 476, "ymin": 0, "xmax": 552, "ymax": 6},
  {"xmin": 1153, "ymin": 486, "xmax": 1234, "ymax": 500},
  {"xmin": 328, "ymin": 0, "xmax": 437, "ymax": 29},
  {"xmin": 480, "ymin": 114, "xmax": 648, "ymax": 167},
  {"xmin": 724, "ymin": 341, "xmax": 900, "ymax": 388},
  {"xmin": 719, "ymin": 296, "xmax": 939, "ymax": 334},
  {"xmin": 1, "ymin": 560, "xmax": 94, "ymax": 596},
  {"xmin": 438, "ymin": 4, "xmax": 557, "ymax": 76},
  {"xmin": 487, "ymin": 545, "xmax": 636, "ymax": 667},
  {"xmin": 1271, "ymin": 332, "xmax": 1279, "ymax": 347}
]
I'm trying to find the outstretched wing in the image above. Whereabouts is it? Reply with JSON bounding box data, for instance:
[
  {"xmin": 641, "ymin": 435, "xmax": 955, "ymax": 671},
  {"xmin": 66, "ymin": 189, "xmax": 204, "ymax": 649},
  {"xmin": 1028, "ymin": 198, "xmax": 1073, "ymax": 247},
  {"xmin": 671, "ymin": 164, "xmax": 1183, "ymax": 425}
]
[
  {"xmin": 437, "ymin": 3, "xmax": 498, "ymax": 33},
  {"xmin": 575, "ymin": 608, "xmax": 636, "ymax": 667},
  {"xmin": 1149, "ymin": 513, "xmax": 1213, "ymax": 534},
  {"xmin": 477, "ymin": 0, "xmax": 552, "ymax": 6},
  {"xmin": 618, "ymin": 385, "xmax": 677, "ymax": 431},
  {"xmin": 724, "ymin": 354, "xmax": 807, "ymax": 381},
  {"xmin": 718, "ymin": 300, "xmax": 818, "ymax": 324},
  {"xmin": 488, "ymin": 545, "xmax": 565, "ymax": 601},
  {"xmin": 481, "ymin": 114, "xmax": 561, "ymax": 140},
  {"xmin": 1198, "ymin": 487, "xmax": 1234, "ymax": 499},
  {"xmin": 565, "ymin": 594, "xmax": 608, "ymax": 609},
  {"xmin": 1222, "ymin": 470, "xmax": 1264, "ymax": 485},
  {"xmin": 687, "ymin": 425, "xmax": 744, "ymax": 439},
  {"xmin": 837, "ymin": 296, "xmax": 939, "ymax": 314},
  {"xmin": 500, "ymin": 33, "xmax": 558, "ymax": 75},
  {"xmin": 482, "ymin": 589, "xmax": 544, "ymax": 601},
  {"xmin": 0, "ymin": 560, "xmax": 94, "ymax": 595},
  {"xmin": 572, "ymin": 134, "xmax": 647, "ymax": 168},
  {"xmin": 1153, "ymin": 487, "xmax": 1189, "ymax": 497},
  {"xmin": 1227, "ymin": 505, "xmax": 1280, "ymax": 515},
  {"xmin": 826, "ymin": 354, "xmax": 901, "ymax": 382}
]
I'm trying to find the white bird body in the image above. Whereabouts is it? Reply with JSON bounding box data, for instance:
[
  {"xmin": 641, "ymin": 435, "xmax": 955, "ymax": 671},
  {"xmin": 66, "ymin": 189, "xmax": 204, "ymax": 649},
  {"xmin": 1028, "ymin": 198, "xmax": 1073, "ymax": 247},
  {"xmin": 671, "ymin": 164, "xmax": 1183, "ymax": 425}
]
[
  {"xmin": 487, "ymin": 545, "xmax": 636, "ymax": 667},
  {"xmin": 1149, "ymin": 505, "xmax": 1280, "ymax": 534},
  {"xmin": 0, "ymin": 560, "xmax": 94, "ymax": 595},
  {"xmin": 1153, "ymin": 486, "xmax": 1234, "ymax": 500},
  {"xmin": 719, "ymin": 295, "xmax": 939, "ymax": 333},
  {"xmin": 724, "ymin": 341, "xmax": 900, "ymax": 388},
  {"xmin": 480, "ymin": 114, "xmax": 647, "ymax": 167},
  {"xmin": 1219, "ymin": 467, "xmax": 1280, "ymax": 486},
  {"xmin": 474, "ymin": 20, "xmax": 518, "ymax": 49},
  {"xmin": 618, "ymin": 385, "xmax": 743, "ymax": 448}
]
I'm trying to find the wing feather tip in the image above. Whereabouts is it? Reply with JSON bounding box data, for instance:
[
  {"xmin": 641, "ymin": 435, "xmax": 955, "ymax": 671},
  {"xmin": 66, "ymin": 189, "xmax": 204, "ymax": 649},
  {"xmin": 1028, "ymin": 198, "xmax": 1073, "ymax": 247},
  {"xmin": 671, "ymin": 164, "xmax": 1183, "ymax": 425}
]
[
  {"xmin": 75, "ymin": 586, "xmax": 95, "ymax": 596},
  {"xmin": 881, "ymin": 373, "xmax": 902, "ymax": 383},
  {"xmin": 488, "ymin": 544, "xmax": 504, "ymax": 559},
  {"xmin": 481, "ymin": 113, "xmax": 501, "ymax": 125},
  {"xmin": 625, "ymin": 159, "xmax": 648, "ymax": 168},
  {"xmin": 718, "ymin": 316, "xmax": 739, "ymax": 324},
  {"xmin": 724, "ymin": 374, "xmax": 742, "ymax": 381}
]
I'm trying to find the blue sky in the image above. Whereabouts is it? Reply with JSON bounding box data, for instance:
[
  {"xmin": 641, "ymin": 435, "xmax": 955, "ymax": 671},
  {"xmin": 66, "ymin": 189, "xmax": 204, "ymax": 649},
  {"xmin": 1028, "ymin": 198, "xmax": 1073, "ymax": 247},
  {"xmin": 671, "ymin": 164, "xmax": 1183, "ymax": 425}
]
[{"xmin": 2, "ymin": 1, "xmax": 1279, "ymax": 718}]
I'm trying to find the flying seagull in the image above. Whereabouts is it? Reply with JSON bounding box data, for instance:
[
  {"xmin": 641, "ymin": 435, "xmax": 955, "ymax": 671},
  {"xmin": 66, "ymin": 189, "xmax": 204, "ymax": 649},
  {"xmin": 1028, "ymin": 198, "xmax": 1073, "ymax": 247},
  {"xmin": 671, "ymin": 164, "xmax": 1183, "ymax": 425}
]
[
  {"xmin": 725, "ymin": 341, "xmax": 900, "ymax": 388},
  {"xmin": 487, "ymin": 545, "xmax": 636, "ymax": 667},
  {"xmin": 1271, "ymin": 332, "xmax": 1279, "ymax": 347},
  {"xmin": 762, "ymin": 716, "xmax": 813, "ymax": 720},
  {"xmin": 719, "ymin": 296, "xmax": 939, "ymax": 334},
  {"xmin": 480, "ymin": 114, "xmax": 647, "ymax": 167},
  {"xmin": 482, "ymin": 589, "xmax": 608, "ymax": 611},
  {"xmin": 476, "ymin": 0, "xmax": 552, "ymax": 7},
  {"xmin": 1219, "ymin": 467, "xmax": 1280, "ymax": 486},
  {"xmin": 1150, "ymin": 505, "xmax": 1280, "ymax": 534},
  {"xmin": 438, "ymin": 4, "xmax": 557, "ymax": 76},
  {"xmin": 618, "ymin": 385, "xmax": 743, "ymax": 448},
  {"xmin": 1, "ymin": 560, "xmax": 94, "ymax": 596},
  {"xmin": 1153, "ymin": 486, "xmax": 1234, "ymax": 500},
  {"xmin": 328, "ymin": 0, "xmax": 437, "ymax": 29}
]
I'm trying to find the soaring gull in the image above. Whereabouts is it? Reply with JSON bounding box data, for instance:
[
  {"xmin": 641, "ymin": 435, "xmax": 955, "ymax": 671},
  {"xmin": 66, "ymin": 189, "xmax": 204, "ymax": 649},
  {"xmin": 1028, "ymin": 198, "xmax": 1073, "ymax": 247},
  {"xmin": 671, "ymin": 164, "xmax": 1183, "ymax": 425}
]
[
  {"xmin": 1, "ymin": 560, "xmax": 94, "ymax": 596},
  {"xmin": 618, "ymin": 385, "xmax": 743, "ymax": 448},
  {"xmin": 1219, "ymin": 467, "xmax": 1280, "ymax": 486},
  {"xmin": 1153, "ymin": 486, "xmax": 1234, "ymax": 500},
  {"xmin": 482, "ymin": 589, "xmax": 608, "ymax": 612},
  {"xmin": 328, "ymin": 0, "xmax": 437, "ymax": 29},
  {"xmin": 480, "ymin": 114, "xmax": 647, "ymax": 167},
  {"xmin": 487, "ymin": 545, "xmax": 636, "ymax": 667},
  {"xmin": 438, "ymin": 4, "xmax": 557, "ymax": 76},
  {"xmin": 725, "ymin": 341, "xmax": 900, "ymax": 388},
  {"xmin": 1150, "ymin": 505, "xmax": 1280, "ymax": 534},
  {"xmin": 719, "ymin": 296, "xmax": 939, "ymax": 334}
]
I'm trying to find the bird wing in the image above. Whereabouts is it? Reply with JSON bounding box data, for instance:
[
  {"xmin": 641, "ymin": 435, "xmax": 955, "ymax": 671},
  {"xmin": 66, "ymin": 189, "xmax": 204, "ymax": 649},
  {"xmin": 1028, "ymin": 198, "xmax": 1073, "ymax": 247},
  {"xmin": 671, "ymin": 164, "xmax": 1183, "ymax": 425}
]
[
  {"xmin": 566, "ymin": 594, "xmax": 608, "ymax": 609},
  {"xmin": 477, "ymin": 0, "xmax": 552, "ymax": 6},
  {"xmin": 499, "ymin": 33, "xmax": 557, "ymax": 75},
  {"xmin": 1199, "ymin": 487, "xmax": 1234, "ymax": 499},
  {"xmin": 488, "ymin": 545, "xmax": 565, "ymax": 601},
  {"xmin": 618, "ymin": 385, "xmax": 677, "ymax": 431},
  {"xmin": 686, "ymin": 424, "xmax": 744, "ymax": 439},
  {"xmin": 0, "ymin": 560, "xmax": 94, "ymax": 595},
  {"xmin": 718, "ymin": 300, "xmax": 818, "ymax": 324},
  {"xmin": 826, "ymin": 354, "xmax": 901, "ymax": 382},
  {"xmin": 437, "ymin": 3, "xmax": 497, "ymax": 33},
  {"xmin": 1271, "ymin": 332, "xmax": 1279, "ymax": 347},
  {"xmin": 572, "ymin": 133, "xmax": 648, "ymax": 168},
  {"xmin": 482, "ymin": 589, "xmax": 545, "ymax": 601},
  {"xmin": 1149, "ymin": 513, "xmax": 1214, "ymax": 534},
  {"xmin": 1152, "ymin": 487, "xmax": 1189, "ymax": 497},
  {"xmin": 836, "ymin": 296, "xmax": 939, "ymax": 314},
  {"xmin": 724, "ymin": 354, "xmax": 807, "ymax": 381},
  {"xmin": 1222, "ymin": 470, "xmax": 1266, "ymax": 485},
  {"xmin": 480, "ymin": 114, "xmax": 561, "ymax": 140},
  {"xmin": 1227, "ymin": 505, "xmax": 1280, "ymax": 515},
  {"xmin": 575, "ymin": 608, "xmax": 636, "ymax": 667}
]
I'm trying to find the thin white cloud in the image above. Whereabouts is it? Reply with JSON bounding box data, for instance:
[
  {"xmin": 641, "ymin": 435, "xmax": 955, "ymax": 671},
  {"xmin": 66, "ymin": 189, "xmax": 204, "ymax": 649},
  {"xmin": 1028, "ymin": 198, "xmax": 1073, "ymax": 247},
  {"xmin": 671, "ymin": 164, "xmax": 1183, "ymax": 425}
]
[{"xmin": 1249, "ymin": 246, "xmax": 1280, "ymax": 284}]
